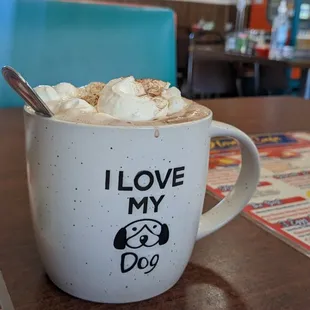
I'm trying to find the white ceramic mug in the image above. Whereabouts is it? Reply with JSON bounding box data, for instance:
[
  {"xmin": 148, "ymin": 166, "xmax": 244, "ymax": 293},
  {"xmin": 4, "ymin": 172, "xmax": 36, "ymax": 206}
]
[{"xmin": 24, "ymin": 106, "xmax": 259, "ymax": 303}]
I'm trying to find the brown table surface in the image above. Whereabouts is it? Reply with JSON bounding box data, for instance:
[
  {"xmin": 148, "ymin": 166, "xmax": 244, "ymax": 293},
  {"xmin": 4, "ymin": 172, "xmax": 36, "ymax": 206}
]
[
  {"xmin": 194, "ymin": 46, "xmax": 310, "ymax": 69},
  {"xmin": 1, "ymin": 97, "xmax": 310, "ymax": 310}
]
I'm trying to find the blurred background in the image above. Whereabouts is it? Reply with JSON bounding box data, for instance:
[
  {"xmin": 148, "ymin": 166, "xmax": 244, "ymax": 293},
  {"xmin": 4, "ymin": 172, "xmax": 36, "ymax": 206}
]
[{"xmin": 1, "ymin": 0, "xmax": 310, "ymax": 107}]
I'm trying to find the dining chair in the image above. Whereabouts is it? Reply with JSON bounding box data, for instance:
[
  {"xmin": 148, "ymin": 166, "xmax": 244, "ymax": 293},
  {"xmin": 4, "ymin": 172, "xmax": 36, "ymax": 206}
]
[
  {"xmin": 183, "ymin": 30, "xmax": 238, "ymax": 98},
  {"xmin": 258, "ymin": 64, "xmax": 291, "ymax": 95},
  {"xmin": 176, "ymin": 27, "xmax": 190, "ymax": 88},
  {"xmin": 0, "ymin": 0, "xmax": 176, "ymax": 107}
]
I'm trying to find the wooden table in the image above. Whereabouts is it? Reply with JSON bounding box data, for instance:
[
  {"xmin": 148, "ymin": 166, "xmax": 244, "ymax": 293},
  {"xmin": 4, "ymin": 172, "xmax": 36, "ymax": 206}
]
[
  {"xmin": 1, "ymin": 97, "xmax": 310, "ymax": 310},
  {"xmin": 194, "ymin": 45, "xmax": 310, "ymax": 68},
  {"xmin": 192, "ymin": 46, "xmax": 310, "ymax": 98},
  {"xmin": 193, "ymin": 46, "xmax": 287, "ymax": 66}
]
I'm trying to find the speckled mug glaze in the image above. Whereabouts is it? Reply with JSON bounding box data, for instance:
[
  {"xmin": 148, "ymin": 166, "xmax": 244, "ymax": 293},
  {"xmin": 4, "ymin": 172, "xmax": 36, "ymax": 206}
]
[{"xmin": 24, "ymin": 107, "xmax": 260, "ymax": 304}]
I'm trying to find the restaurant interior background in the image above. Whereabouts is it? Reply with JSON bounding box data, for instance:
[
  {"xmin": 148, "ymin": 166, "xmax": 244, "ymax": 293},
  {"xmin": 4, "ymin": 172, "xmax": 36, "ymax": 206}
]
[
  {"xmin": 2, "ymin": 0, "xmax": 310, "ymax": 107},
  {"xmin": 2, "ymin": 1, "xmax": 310, "ymax": 309}
]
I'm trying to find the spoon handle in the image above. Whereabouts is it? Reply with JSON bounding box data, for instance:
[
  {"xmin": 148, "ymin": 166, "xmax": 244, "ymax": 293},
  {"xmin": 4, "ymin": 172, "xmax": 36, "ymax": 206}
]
[{"xmin": 2, "ymin": 66, "xmax": 53, "ymax": 117}]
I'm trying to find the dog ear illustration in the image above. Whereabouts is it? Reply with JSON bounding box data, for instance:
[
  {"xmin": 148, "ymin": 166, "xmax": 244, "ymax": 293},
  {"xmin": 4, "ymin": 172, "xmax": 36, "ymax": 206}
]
[
  {"xmin": 158, "ymin": 224, "xmax": 169, "ymax": 245},
  {"xmin": 113, "ymin": 227, "xmax": 127, "ymax": 250}
]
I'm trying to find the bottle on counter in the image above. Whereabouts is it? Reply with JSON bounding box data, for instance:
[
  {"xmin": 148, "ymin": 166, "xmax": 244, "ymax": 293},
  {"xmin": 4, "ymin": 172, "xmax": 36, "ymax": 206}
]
[{"xmin": 269, "ymin": 0, "xmax": 290, "ymax": 60}]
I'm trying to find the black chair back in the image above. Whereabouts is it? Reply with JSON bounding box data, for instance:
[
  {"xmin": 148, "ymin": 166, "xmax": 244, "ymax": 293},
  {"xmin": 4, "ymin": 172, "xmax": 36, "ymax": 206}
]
[{"xmin": 184, "ymin": 30, "xmax": 238, "ymax": 98}]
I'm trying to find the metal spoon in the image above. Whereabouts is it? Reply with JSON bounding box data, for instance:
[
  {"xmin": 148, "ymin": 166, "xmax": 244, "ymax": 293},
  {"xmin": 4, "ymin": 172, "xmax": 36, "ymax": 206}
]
[{"xmin": 1, "ymin": 66, "xmax": 53, "ymax": 117}]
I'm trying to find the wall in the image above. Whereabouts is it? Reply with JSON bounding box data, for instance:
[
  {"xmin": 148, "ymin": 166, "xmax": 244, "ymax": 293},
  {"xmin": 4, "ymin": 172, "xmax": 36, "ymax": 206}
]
[
  {"xmin": 167, "ymin": 0, "xmax": 243, "ymax": 4},
  {"xmin": 70, "ymin": 0, "xmax": 250, "ymax": 32}
]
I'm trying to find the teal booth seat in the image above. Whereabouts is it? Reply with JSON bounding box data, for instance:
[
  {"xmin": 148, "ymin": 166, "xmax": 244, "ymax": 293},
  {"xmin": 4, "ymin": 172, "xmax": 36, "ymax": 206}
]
[{"xmin": 0, "ymin": 0, "xmax": 176, "ymax": 107}]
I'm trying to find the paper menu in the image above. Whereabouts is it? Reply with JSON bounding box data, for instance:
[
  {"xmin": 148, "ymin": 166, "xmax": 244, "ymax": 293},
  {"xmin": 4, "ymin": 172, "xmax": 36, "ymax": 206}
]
[{"xmin": 207, "ymin": 132, "xmax": 310, "ymax": 257}]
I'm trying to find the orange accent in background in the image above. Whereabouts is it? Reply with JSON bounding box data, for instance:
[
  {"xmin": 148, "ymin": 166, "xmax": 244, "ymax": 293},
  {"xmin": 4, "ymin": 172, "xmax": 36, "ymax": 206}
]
[
  {"xmin": 249, "ymin": 3, "xmax": 271, "ymax": 30},
  {"xmin": 249, "ymin": 1, "xmax": 300, "ymax": 80},
  {"xmin": 291, "ymin": 68, "xmax": 300, "ymax": 79}
]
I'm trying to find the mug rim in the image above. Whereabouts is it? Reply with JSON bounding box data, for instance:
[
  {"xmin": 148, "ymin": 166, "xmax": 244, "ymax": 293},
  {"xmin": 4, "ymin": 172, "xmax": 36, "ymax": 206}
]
[{"xmin": 23, "ymin": 104, "xmax": 213, "ymax": 129}]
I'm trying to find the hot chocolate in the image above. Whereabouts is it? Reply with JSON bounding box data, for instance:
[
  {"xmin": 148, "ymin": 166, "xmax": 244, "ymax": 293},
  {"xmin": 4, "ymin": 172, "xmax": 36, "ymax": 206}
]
[
  {"xmin": 24, "ymin": 75, "xmax": 260, "ymax": 305},
  {"xmin": 32, "ymin": 77, "xmax": 210, "ymax": 126}
]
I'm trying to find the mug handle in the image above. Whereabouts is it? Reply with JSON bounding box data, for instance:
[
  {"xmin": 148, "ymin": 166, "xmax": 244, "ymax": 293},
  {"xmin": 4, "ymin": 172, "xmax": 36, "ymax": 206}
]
[{"xmin": 196, "ymin": 121, "xmax": 260, "ymax": 240}]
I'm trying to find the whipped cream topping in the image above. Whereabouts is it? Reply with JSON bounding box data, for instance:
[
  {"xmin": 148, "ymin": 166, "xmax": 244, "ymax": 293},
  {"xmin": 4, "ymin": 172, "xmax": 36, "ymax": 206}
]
[
  {"xmin": 34, "ymin": 83, "xmax": 96, "ymax": 115},
  {"xmin": 34, "ymin": 85, "xmax": 61, "ymax": 103},
  {"xmin": 33, "ymin": 77, "xmax": 188, "ymax": 122},
  {"xmin": 54, "ymin": 82, "xmax": 78, "ymax": 99},
  {"xmin": 97, "ymin": 77, "xmax": 188, "ymax": 121}
]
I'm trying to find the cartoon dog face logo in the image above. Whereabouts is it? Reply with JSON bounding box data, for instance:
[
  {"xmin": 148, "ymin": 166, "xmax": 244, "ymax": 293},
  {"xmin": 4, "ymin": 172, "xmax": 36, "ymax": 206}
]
[{"xmin": 113, "ymin": 219, "xmax": 169, "ymax": 250}]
